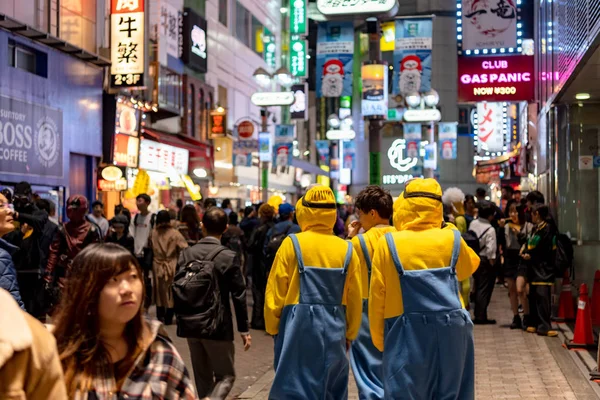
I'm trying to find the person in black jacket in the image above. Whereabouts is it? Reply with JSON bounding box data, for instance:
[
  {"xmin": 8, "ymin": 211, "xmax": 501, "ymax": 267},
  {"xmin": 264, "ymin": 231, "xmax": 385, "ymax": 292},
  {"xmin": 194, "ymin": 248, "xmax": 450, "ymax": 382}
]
[
  {"xmin": 177, "ymin": 207, "xmax": 250, "ymax": 400},
  {"xmin": 105, "ymin": 214, "xmax": 135, "ymax": 255}
]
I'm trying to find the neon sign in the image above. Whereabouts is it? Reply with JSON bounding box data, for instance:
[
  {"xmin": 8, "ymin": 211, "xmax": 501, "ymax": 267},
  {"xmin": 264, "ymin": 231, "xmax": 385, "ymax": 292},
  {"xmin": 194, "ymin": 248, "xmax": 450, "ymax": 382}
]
[{"xmin": 458, "ymin": 55, "xmax": 534, "ymax": 102}]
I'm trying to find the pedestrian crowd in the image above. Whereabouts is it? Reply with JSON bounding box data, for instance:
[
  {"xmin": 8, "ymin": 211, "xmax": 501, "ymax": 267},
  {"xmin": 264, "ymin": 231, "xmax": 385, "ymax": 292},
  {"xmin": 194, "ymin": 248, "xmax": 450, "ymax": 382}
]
[{"xmin": 0, "ymin": 178, "xmax": 568, "ymax": 400}]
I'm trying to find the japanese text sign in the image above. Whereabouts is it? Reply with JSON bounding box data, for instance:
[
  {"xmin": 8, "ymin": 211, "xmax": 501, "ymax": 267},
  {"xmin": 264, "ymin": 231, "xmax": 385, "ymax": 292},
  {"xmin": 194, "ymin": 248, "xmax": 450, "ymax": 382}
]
[
  {"xmin": 263, "ymin": 28, "xmax": 276, "ymax": 69},
  {"xmin": 290, "ymin": 0, "xmax": 307, "ymax": 35},
  {"xmin": 210, "ymin": 110, "xmax": 227, "ymax": 138},
  {"xmin": 458, "ymin": 55, "xmax": 534, "ymax": 102},
  {"xmin": 139, "ymin": 139, "xmax": 189, "ymax": 174},
  {"xmin": 477, "ymin": 102, "xmax": 505, "ymax": 153},
  {"xmin": 111, "ymin": 0, "xmax": 145, "ymax": 88},
  {"xmin": 460, "ymin": 0, "xmax": 517, "ymax": 51},
  {"xmin": 114, "ymin": 133, "xmax": 140, "ymax": 168},
  {"xmin": 290, "ymin": 37, "xmax": 308, "ymax": 78}
]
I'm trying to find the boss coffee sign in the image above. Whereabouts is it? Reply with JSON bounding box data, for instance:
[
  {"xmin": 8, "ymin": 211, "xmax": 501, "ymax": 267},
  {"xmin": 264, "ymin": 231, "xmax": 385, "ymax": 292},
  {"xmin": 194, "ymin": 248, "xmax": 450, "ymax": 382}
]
[
  {"xmin": 458, "ymin": 55, "xmax": 534, "ymax": 103},
  {"xmin": 0, "ymin": 96, "xmax": 63, "ymax": 178}
]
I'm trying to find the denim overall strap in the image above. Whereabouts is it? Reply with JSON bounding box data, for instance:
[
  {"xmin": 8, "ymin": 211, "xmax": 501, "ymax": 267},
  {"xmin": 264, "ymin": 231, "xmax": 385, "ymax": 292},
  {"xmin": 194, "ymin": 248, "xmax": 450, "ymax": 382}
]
[
  {"xmin": 357, "ymin": 234, "xmax": 372, "ymax": 274},
  {"xmin": 289, "ymin": 234, "xmax": 305, "ymax": 273},
  {"xmin": 450, "ymin": 230, "xmax": 461, "ymax": 273},
  {"xmin": 385, "ymin": 232, "xmax": 404, "ymax": 276},
  {"xmin": 342, "ymin": 241, "xmax": 353, "ymax": 274}
]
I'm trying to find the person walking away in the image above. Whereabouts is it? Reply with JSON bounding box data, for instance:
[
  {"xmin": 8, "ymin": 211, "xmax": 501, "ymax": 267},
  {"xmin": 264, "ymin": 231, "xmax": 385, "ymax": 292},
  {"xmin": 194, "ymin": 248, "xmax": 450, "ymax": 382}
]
[
  {"xmin": 464, "ymin": 195, "xmax": 477, "ymax": 226},
  {"xmin": 240, "ymin": 206, "xmax": 259, "ymax": 242},
  {"xmin": 0, "ymin": 192, "xmax": 24, "ymax": 308},
  {"xmin": 265, "ymin": 185, "xmax": 362, "ymax": 399},
  {"xmin": 369, "ymin": 178, "xmax": 480, "ymax": 399},
  {"xmin": 469, "ymin": 201, "xmax": 498, "ymax": 324},
  {"xmin": 176, "ymin": 207, "xmax": 250, "ymax": 400},
  {"xmin": 503, "ymin": 200, "xmax": 533, "ymax": 329},
  {"xmin": 130, "ymin": 194, "xmax": 155, "ymax": 309},
  {"xmin": 88, "ymin": 200, "xmax": 109, "ymax": 239},
  {"xmin": 45, "ymin": 195, "xmax": 100, "ymax": 310},
  {"xmin": 247, "ymin": 204, "xmax": 275, "ymax": 330},
  {"xmin": 105, "ymin": 214, "xmax": 135, "ymax": 255},
  {"xmin": 264, "ymin": 203, "xmax": 301, "ymax": 277},
  {"xmin": 52, "ymin": 244, "xmax": 197, "ymax": 399},
  {"xmin": 347, "ymin": 186, "xmax": 394, "ymax": 400},
  {"xmin": 150, "ymin": 210, "xmax": 188, "ymax": 325},
  {"xmin": 179, "ymin": 204, "xmax": 203, "ymax": 246},
  {"xmin": 0, "ymin": 287, "xmax": 67, "ymax": 398},
  {"xmin": 35, "ymin": 199, "xmax": 59, "ymax": 319},
  {"xmin": 5, "ymin": 182, "xmax": 48, "ymax": 318},
  {"xmin": 221, "ymin": 212, "xmax": 245, "ymax": 266},
  {"xmin": 221, "ymin": 198, "xmax": 233, "ymax": 216},
  {"xmin": 522, "ymin": 204, "xmax": 558, "ymax": 337}
]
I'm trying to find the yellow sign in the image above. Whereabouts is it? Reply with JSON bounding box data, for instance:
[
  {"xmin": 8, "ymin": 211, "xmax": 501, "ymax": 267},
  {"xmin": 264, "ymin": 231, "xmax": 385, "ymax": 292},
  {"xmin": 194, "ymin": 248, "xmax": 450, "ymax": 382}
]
[
  {"xmin": 131, "ymin": 169, "xmax": 150, "ymax": 197},
  {"xmin": 181, "ymin": 174, "xmax": 202, "ymax": 201},
  {"xmin": 381, "ymin": 21, "xmax": 395, "ymax": 52},
  {"xmin": 317, "ymin": 165, "xmax": 330, "ymax": 187}
]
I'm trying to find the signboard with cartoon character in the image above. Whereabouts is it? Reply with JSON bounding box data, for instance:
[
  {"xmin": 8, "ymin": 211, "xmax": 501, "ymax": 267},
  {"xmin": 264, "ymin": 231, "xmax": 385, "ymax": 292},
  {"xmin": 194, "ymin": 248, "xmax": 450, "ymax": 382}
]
[
  {"xmin": 182, "ymin": 7, "xmax": 208, "ymax": 73},
  {"xmin": 393, "ymin": 18, "xmax": 433, "ymax": 96},
  {"xmin": 461, "ymin": 0, "xmax": 517, "ymax": 51},
  {"xmin": 316, "ymin": 22, "xmax": 354, "ymax": 98}
]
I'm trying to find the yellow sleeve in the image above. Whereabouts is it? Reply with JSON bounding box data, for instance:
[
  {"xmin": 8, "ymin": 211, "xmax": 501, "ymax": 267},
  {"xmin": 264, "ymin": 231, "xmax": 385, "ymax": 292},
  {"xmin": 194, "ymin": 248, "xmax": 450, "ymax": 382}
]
[
  {"xmin": 343, "ymin": 249, "xmax": 363, "ymax": 341},
  {"xmin": 264, "ymin": 237, "xmax": 293, "ymax": 336},
  {"xmin": 350, "ymin": 236, "xmax": 369, "ymax": 299},
  {"xmin": 456, "ymin": 238, "xmax": 480, "ymax": 281},
  {"xmin": 369, "ymin": 237, "xmax": 387, "ymax": 352}
]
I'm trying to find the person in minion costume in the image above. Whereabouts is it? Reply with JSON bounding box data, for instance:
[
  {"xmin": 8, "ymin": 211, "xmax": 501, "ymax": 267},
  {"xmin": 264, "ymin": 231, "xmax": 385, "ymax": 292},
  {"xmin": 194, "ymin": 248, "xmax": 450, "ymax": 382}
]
[
  {"xmin": 347, "ymin": 186, "xmax": 395, "ymax": 400},
  {"xmin": 369, "ymin": 179, "xmax": 480, "ymax": 400},
  {"xmin": 265, "ymin": 184, "xmax": 362, "ymax": 400}
]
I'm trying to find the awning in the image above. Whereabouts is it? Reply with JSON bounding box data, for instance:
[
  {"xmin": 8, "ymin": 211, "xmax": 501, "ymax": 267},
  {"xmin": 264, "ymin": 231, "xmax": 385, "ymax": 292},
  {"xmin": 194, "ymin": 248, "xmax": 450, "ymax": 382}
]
[{"xmin": 291, "ymin": 158, "xmax": 330, "ymax": 177}]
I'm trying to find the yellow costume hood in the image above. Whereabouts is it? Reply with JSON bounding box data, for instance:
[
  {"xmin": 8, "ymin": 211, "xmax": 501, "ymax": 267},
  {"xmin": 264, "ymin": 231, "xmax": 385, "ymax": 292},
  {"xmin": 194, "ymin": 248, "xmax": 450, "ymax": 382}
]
[
  {"xmin": 393, "ymin": 178, "xmax": 444, "ymax": 232},
  {"xmin": 296, "ymin": 185, "xmax": 337, "ymax": 233}
]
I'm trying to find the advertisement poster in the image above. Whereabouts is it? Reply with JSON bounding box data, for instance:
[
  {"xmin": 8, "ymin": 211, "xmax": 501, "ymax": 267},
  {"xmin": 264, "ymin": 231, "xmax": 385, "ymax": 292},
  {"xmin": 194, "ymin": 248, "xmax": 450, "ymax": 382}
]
[
  {"xmin": 342, "ymin": 141, "xmax": 356, "ymax": 169},
  {"xmin": 273, "ymin": 143, "xmax": 293, "ymax": 167},
  {"xmin": 477, "ymin": 102, "xmax": 505, "ymax": 153},
  {"xmin": 275, "ymin": 125, "xmax": 295, "ymax": 142},
  {"xmin": 393, "ymin": 18, "xmax": 432, "ymax": 96},
  {"xmin": 316, "ymin": 22, "xmax": 354, "ymax": 98},
  {"xmin": 258, "ymin": 132, "xmax": 272, "ymax": 162},
  {"xmin": 403, "ymin": 123, "xmax": 422, "ymax": 159},
  {"xmin": 233, "ymin": 140, "xmax": 257, "ymax": 167},
  {"xmin": 139, "ymin": 140, "xmax": 189, "ymax": 174},
  {"xmin": 316, "ymin": 140, "xmax": 330, "ymax": 166},
  {"xmin": 461, "ymin": 0, "xmax": 517, "ymax": 51},
  {"xmin": 424, "ymin": 143, "xmax": 437, "ymax": 170},
  {"xmin": 438, "ymin": 122, "xmax": 458, "ymax": 160},
  {"xmin": 361, "ymin": 63, "xmax": 388, "ymax": 117}
]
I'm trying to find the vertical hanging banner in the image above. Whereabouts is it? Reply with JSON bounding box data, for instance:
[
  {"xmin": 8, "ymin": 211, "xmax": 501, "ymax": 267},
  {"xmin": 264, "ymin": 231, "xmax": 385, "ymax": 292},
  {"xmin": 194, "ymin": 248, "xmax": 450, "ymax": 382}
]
[
  {"xmin": 361, "ymin": 63, "xmax": 389, "ymax": 118},
  {"xmin": 393, "ymin": 18, "xmax": 433, "ymax": 96},
  {"xmin": 290, "ymin": 84, "xmax": 308, "ymax": 120},
  {"xmin": 110, "ymin": 0, "xmax": 145, "ymax": 88},
  {"xmin": 316, "ymin": 22, "xmax": 354, "ymax": 98},
  {"xmin": 403, "ymin": 123, "xmax": 422, "ymax": 159},
  {"xmin": 274, "ymin": 143, "xmax": 293, "ymax": 167},
  {"xmin": 477, "ymin": 102, "xmax": 505, "ymax": 153},
  {"xmin": 438, "ymin": 122, "xmax": 458, "ymax": 160},
  {"xmin": 262, "ymin": 28, "xmax": 276, "ymax": 69},
  {"xmin": 258, "ymin": 132, "xmax": 272, "ymax": 162},
  {"xmin": 274, "ymin": 125, "xmax": 295, "ymax": 142},
  {"xmin": 290, "ymin": 38, "xmax": 308, "ymax": 78},
  {"xmin": 233, "ymin": 140, "xmax": 257, "ymax": 167},
  {"xmin": 342, "ymin": 141, "xmax": 356, "ymax": 169},
  {"xmin": 290, "ymin": 0, "xmax": 307, "ymax": 35},
  {"xmin": 316, "ymin": 140, "xmax": 331, "ymax": 166}
]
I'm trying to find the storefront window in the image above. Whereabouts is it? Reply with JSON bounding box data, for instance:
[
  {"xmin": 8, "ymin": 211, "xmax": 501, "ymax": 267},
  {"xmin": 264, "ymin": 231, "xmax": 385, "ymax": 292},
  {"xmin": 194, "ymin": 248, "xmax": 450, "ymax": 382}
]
[
  {"xmin": 235, "ymin": 2, "xmax": 251, "ymax": 48},
  {"xmin": 59, "ymin": 0, "xmax": 97, "ymax": 54},
  {"xmin": 251, "ymin": 16, "xmax": 263, "ymax": 56}
]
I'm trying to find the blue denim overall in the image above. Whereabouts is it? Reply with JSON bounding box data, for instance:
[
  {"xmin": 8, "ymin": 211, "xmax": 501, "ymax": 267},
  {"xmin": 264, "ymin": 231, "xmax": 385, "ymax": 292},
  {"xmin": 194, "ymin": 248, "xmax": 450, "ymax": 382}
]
[
  {"xmin": 270, "ymin": 234, "xmax": 353, "ymax": 400},
  {"xmin": 350, "ymin": 234, "xmax": 384, "ymax": 400},
  {"xmin": 382, "ymin": 230, "xmax": 475, "ymax": 400}
]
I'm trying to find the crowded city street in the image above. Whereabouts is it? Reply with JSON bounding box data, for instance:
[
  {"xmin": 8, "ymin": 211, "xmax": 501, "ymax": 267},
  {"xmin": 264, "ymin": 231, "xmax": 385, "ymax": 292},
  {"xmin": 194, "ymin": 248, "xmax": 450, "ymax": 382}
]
[{"xmin": 4, "ymin": 0, "xmax": 600, "ymax": 399}]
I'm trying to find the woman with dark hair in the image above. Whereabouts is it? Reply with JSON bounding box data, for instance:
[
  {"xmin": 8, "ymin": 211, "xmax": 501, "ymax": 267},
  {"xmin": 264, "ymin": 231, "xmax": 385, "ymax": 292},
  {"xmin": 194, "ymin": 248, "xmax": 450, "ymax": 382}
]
[
  {"xmin": 52, "ymin": 243, "xmax": 197, "ymax": 399},
  {"xmin": 178, "ymin": 204, "xmax": 203, "ymax": 245},
  {"xmin": 151, "ymin": 210, "xmax": 188, "ymax": 325}
]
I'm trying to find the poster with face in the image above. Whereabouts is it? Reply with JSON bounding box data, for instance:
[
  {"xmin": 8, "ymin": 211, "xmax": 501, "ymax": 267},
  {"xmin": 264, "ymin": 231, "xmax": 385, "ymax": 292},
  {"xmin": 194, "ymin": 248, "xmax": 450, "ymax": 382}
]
[
  {"xmin": 393, "ymin": 18, "xmax": 432, "ymax": 96},
  {"xmin": 461, "ymin": 0, "xmax": 518, "ymax": 51},
  {"xmin": 273, "ymin": 143, "xmax": 293, "ymax": 167},
  {"xmin": 316, "ymin": 22, "xmax": 354, "ymax": 98}
]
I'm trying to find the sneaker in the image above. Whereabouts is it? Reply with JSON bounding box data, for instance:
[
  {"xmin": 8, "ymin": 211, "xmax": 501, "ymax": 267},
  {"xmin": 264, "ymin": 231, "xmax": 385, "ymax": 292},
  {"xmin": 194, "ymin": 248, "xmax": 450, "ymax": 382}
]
[
  {"xmin": 510, "ymin": 315, "xmax": 522, "ymax": 330},
  {"xmin": 537, "ymin": 330, "xmax": 559, "ymax": 337},
  {"xmin": 526, "ymin": 327, "xmax": 537, "ymax": 334},
  {"xmin": 522, "ymin": 315, "xmax": 531, "ymax": 330}
]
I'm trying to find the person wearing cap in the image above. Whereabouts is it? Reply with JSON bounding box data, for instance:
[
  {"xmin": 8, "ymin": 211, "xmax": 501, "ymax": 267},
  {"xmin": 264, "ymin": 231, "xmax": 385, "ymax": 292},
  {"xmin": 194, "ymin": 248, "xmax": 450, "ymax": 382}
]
[
  {"xmin": 264, "ymin": 203, "xmax": 301, "ymax": 252},
  {"xmin": 105, "ymin": 214, "xmax": 135, "ymax": 255},
  {"xmin": 265, "ymin": 185, "xmax": 362, "ymax": 399},
  {"xmin": 369, "ymin": 179, "xmax": 480, "ymax": 399}
]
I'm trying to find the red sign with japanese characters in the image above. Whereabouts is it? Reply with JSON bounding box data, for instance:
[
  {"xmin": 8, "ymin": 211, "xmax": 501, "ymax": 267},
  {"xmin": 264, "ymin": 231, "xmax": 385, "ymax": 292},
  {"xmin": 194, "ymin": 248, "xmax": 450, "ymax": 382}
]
[
  {"xmin": 111, "ymin": 0, "xmax": 144, "ymax": 14},
  {"xmin": 458, "ymin": 55, "xmax": 534, "ymax": 103}
]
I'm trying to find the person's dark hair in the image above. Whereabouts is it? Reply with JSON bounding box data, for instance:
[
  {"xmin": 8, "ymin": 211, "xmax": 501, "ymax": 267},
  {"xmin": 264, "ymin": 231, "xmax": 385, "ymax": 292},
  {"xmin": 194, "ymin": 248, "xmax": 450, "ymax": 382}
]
[
  {"xmin": 176, "ymin": 199, "xmax": 183, "ymax": 209},
  {"xmin": 36, "ymin": 199, "xmax": 51, "ymax": 213},
  {"xmin": 354, "ymin": 185, "xmax": 393, "ymax": 220},
  {"xmin": 514, "ymin": 190, "xmax": 522, "ymax": 197},
  {"xmin": 156, "ymin": 210, "xmax": 172, "ymax": 226},
  {"xmin": 228, "ymin": 211, "xmax": 239, "ymax": 226},
  {"xmin": 222, "ymin": 198, "xmax": 231, "ymax": 209},
  {"xmin": 204, "ymin": 198, "xmax": 217, "ymax": 209},
  {"xmin": 121, "ymin": 208, "xmax": 131, "ymax": 225},
  {"xmin": 477, "ymin": 201, "xmax": 496, "ymax": 220},
  {"xmin": 115, "ymin": 204, "xmax": 124, "ymax": 215},
  {"xmin": 136, "ymin": 194, "xmax": 151, "ymax": 204},
  {"xmin": 244, "ymin": 206, "xmax": 255, "ymax": 217},
  {"xmin": 52, "ymin": 244, "xmax": 145, "ymax": 397},
  {"xmin": 92, "ymin": 200, "xmax": 103, "ymax": 209},
  {"xmin": 525, "ymin": 190, "xmax": 545, "ymax": 205},
  {"xmin": 505, "ymin": 199, "xmax": 525, "ymax": 225},
  {"xmin": 532, "ymin": 203, "xmax": 550, "ymax": 221},
  {"xmin": 202, "ymin": 207, "xmax": 228, "ymax": 235},
  {"xmin": 475, "ymin": 188, "xmax": 487, "ymax": 199},
  {"xmin": 464, "ymin": 194, "xmax": 475, "ymax": 207},
  {"xmin": 49, "ymin": 200, "xmax": 56, "ymax": 215},
  {"xmin": 502, "ymin": 185, "xmax": 514, "ymax": 195},
  {"xmin": 180, "ymin": 204, "xmax": 200, "ymax": 229}
]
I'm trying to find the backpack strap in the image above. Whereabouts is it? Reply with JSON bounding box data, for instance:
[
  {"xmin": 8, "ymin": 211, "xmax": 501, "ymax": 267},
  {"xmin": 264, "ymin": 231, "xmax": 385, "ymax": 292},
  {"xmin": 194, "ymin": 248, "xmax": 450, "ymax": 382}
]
[
  {"xmin": 289, "ymin": 234, "xmax": 304, "ymax": 273},
  {"xmin": 385, "ymin": 232, "xmax": 404, "ymax": 277},
  {"xmin": 342, "ymin": 241, "xmax": 352, "ymax": 275},
  {"xmin": 357, "ymin": 234, "xmax": 372, "ymax": 273},
  {"xmin": 450, "ymin": 229, "xmax": 461, "ymax": 273},
  {"xmin": 204, "ymin": 245, "xmax": 227, "ymax": 262}
]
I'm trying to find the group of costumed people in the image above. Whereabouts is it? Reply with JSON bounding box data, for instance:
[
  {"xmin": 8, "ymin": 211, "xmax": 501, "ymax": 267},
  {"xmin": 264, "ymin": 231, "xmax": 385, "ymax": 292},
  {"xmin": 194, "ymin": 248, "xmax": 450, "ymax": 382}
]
[{"xmin": 265, "ymin": 179, "xmax": 480, "ymax": 400}]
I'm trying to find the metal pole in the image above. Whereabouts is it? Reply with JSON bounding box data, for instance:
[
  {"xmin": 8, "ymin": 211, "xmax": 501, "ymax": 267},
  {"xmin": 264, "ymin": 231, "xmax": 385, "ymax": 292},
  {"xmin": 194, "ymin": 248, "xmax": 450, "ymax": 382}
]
[
  {"xmin": 367, "ymin": 18, "xmax": 382, "ymax": 185},
  {"xmin": 425, "ymin": 121, "xmax": 435, "ymax": 178},
  {"xmin": 261, "ymin": 107, "xmax": 269, "ymax": 202}
]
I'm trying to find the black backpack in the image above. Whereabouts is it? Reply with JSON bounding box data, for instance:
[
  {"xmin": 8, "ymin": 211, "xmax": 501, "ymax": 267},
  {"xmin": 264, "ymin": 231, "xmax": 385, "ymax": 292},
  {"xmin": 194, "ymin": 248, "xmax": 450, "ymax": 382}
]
[
  {"xmin": 265, "ymin": 225, "xmax": 293, "ymax": 271},
  {"xmin": 172, "ymin": 246, "xmax": 227, "ymax": 338},
  {"xmin": 462, "ymin": 226, "xmax": 492, "ymax": 255},
  {"xmin": 555, "ymin": 233, "xmax": 574, "ymax": 278}
]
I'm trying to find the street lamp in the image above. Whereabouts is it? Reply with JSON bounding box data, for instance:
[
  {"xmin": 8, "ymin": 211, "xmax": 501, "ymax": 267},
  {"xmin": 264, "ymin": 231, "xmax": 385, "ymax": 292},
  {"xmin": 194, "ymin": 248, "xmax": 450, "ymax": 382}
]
[
  {"xmin": 274, "ymin": 66, "xmax": 293, "ymax": 87},
  {"xmin": 405, "ymin": 92, "xmax": 422, "ymax": 109},
  {"xmin": 423, "ymin": 89, "xmax": 440, "ymax": 108},
  {"xmin": 253, "ymin": 67, "xmax": 273, "ymax": 87}
]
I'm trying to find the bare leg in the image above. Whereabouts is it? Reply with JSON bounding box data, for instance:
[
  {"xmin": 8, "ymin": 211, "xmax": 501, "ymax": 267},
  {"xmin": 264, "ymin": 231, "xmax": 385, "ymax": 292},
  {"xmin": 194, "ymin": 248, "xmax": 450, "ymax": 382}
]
[
  {"xmin": 506, "ymin": 278, "xmax": 519, "ymax": 315},
  {"xmin": 517, "ymin": 276, "xmax": 529, "ymax": 315}
]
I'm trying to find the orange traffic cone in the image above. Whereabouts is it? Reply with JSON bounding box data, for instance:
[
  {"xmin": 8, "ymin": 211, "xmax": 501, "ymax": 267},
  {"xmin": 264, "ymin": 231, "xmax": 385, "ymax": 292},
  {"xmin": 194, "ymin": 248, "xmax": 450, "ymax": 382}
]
[
  {"xmin": 554, "ymin": 271, "xmax": 575, "ymax": 323},
  {"xmin": 592, "ymin": 271, "xmax": 600, "ymax": 326},
  {"xmin": 566, "ymin": 283, "xmax": 597, "ymax": 349}
]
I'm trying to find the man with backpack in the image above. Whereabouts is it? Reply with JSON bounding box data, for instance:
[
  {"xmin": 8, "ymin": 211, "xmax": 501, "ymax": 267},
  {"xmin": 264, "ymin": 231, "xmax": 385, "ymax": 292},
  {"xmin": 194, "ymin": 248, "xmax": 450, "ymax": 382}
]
[
  {"xmin": 175, "ymin": 207, "xmax": 250, "ymax": 400},
  {"xmin": 130, "ymin": 194, "xmax": 155, "ymax": 308},
  {"xmin": 468, "ymin": 201, "xmax": 498, "ymax": 324},
  {"xmin": 264, "ymin": 203, "xmax": 301, "ymax": 275}
]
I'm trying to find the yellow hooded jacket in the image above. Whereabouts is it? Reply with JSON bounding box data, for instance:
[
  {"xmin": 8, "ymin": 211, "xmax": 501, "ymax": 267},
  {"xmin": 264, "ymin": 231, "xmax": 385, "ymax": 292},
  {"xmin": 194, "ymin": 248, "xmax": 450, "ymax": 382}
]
[
  {"xmin": 351, "ymin": 225, "xmax": 396, "ymax": 299},
  {"xmin": 368, "ymin": 179, "xmax": 480, "ymax": 351},
  {"xmin": 265, "ymin": 186, "xmax": 363, "ymax": 341}
]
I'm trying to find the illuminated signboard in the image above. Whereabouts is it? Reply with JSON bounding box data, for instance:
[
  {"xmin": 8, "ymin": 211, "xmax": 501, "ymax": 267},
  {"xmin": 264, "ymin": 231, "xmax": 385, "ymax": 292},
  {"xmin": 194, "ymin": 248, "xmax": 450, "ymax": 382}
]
[
  {"xmin": 139, "ymin": 139, "xmax": 189, "ymax": 174},
  {"xmin": 182, "ymin": 8, "xmax": 208, "ymax": 73},
  {"xmin": 114, "ymin": 133, "xmax": 140, "ymax": 168},
  {"xmin": 290, "ymin": 0, "xmax": 307, "ymax": 35},
  {"xmin": 316, "ymin": 0, "xmax": 398, "ymax": 16},
  {"xmin": 262, "ymin": 28, "xmax": 276, "ymax": 69},
  {"xmin": 458, "ymin": 55, "xmax": 534, "ymax": 102},
  {"xmin": 110, "ymin": 0, "xmax": 145, "ymax": 88},
  {"xmin": 251, "ymin": 92, "xmax": 295, "ymax": 107},
  {"xmin": 290, "ymin": 84, "xmax": 307, "ymax": 120},
  {"xmin": 361, "ymin": 63, "xmax": 388, "ymax": 118},
  {"xmin": 290, "ymin": 37, "xmax": 308, "ymax": 78},
  {"xmin": 210, "ymin": 109, "xmax": 227, "ymax": 139}
]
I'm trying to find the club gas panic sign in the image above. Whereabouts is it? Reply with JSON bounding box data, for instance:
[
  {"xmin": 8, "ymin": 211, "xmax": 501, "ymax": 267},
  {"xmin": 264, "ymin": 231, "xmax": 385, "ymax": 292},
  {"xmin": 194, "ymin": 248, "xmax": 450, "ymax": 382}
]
[{"xmin": 458, "ymin": 55, "xmax": 534, "ymax": 103}]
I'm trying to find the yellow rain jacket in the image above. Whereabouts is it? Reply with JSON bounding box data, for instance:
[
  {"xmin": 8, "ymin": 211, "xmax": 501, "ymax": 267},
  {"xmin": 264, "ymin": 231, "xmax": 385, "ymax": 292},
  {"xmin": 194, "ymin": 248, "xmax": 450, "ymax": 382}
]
[
  {"xmin": 265, "ymin": 186, "xmax": 363, "ymax": 341},
  {"xmin": 369, "ymin": 179, "xmax": 480, "ymax": 351},
  {"xmin": 351, "ymin": 225, "xmax": 396, "ymax": 299}
]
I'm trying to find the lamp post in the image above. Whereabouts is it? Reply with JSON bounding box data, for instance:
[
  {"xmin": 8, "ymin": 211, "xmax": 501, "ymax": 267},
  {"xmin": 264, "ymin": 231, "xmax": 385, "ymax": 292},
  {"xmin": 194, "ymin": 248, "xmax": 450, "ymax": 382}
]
[
  {"xmin": 252, "ymin": 67, "xmax": 294, "ymax": 202},
  {"xmin": 403, "ymin": 89, "xmax": 440, "ymax": 178}
]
